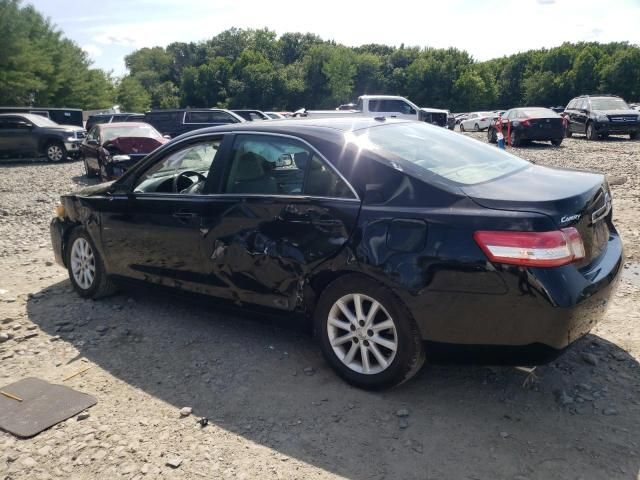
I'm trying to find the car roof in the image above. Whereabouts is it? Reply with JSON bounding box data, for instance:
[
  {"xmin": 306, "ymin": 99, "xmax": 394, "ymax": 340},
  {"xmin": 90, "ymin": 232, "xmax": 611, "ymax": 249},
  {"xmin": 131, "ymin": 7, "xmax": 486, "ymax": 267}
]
[
  {"xmin": 178, "ymin": 117, "xmax": 411, "ymax": 137},
  {"xmin": 99, "ymin": 122, "xmax": 153, "ymax": 128}
]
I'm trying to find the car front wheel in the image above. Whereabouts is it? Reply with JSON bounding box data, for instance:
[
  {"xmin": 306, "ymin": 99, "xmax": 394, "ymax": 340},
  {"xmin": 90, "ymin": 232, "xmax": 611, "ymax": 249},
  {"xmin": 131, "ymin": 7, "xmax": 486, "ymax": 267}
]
[
  {"xmin": 66, "ymin": 229, "xmax": 116, "ymax": 298},
  {"xmin": 315, "ymin": 275, "xmax": 425, "ymax": 390},
  {"xmin": 551, "ymin": 138, "xmax": 563, "ymax": 146},
  {"xmin": 586, "ymin": 122, "xmax": 598, "ymax": 140},
  {"xmin": 460, "ymin": 124, "xmax": 466, "ymax": 132},
  {"xmin": 46, "ymin": 141, "xmax": 66, "ymax": 162}
]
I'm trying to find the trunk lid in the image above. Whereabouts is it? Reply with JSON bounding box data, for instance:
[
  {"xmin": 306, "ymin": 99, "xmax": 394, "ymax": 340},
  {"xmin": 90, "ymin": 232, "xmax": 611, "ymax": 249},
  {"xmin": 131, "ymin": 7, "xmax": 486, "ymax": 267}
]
[{"xmin": 462, "ymin": 164, "xmax": 611, "ymax": 266}]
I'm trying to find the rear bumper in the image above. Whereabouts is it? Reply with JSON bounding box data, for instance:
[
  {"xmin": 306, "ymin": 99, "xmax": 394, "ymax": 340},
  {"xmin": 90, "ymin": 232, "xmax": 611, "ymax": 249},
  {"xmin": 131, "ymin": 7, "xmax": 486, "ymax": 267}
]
[
  {"xmin": 410, "ymin": 230, "xmax": 623, "ymax": 362},
  {"xmin": 520, "ymin": 127, "xmax": 564, "ymax": 140},
  {"xmin": 50, "ymin": 218, "xmax": 66, "ymax": 267}
]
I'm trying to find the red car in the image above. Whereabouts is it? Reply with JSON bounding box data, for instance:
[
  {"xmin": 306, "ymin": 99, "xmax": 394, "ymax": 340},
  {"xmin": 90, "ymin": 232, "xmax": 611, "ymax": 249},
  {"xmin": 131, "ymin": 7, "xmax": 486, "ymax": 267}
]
[{"xmin": 81, "ymin": 122, "xmax": 168, "ymax": 181}]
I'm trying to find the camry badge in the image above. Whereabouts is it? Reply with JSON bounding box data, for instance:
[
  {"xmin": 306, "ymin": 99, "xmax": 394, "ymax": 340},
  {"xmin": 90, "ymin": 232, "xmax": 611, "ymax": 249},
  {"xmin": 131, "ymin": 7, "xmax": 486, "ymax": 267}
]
[{"xmin": 561, "ymin": 213, "xmax": 581, "ymax": 223}]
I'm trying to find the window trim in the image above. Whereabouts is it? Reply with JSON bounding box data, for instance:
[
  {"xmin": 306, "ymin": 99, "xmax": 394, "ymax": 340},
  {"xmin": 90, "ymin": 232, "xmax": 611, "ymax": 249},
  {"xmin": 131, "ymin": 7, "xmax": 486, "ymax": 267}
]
[{"xmin": 219, "ymin": 131, "xmax": 360, "ymax": 201}]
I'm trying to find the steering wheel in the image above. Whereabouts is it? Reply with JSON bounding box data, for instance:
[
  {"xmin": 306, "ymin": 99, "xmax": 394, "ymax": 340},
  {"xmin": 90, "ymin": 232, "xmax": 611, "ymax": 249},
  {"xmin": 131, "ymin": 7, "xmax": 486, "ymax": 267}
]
[{"xmin": 173, "ymin": 170, "xmax": 207, "ymax": 193}]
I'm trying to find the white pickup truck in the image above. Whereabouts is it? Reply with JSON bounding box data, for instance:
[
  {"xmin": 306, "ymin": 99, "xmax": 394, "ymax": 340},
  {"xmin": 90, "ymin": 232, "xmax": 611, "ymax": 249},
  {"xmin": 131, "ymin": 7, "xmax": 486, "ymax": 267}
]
[{"xmin": 293, "ymin": 95, "xmax": 449, "ymax": 127}]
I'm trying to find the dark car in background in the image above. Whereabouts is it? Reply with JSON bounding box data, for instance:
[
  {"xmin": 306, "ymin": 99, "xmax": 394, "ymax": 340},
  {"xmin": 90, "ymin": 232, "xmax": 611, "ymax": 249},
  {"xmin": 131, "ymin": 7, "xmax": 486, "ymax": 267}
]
[
  {"xmin": 565, "ymin": 95, "xmax": 640, "ymax": 140},
  {"xmin": 488, "ymin": 107, "xmax": 564, "ymax": 146},
  {"xmin": 81, "ymin": 122, "xmax": 168, "ymax": 180},
  {"xmin": 0, "ymin": 107, "xmax": 84, "ymax": 127},
  {"xmin": 143, "ymin": 109, "xmax": 244, "ymax": 138},
  {"xmin": 0, "ymin": 113, "xmax": 85, "ymax": 161},
  {"xmin": 231, "ymin": 109, "xmax": 271, "ymax": 121},
  {"xmin": 85, "ymin": 112, "xmax": 144, "ymax": 133},
  {"xmin": 51, "ymin": 118, "xmax": 622, "ymax": 390}
]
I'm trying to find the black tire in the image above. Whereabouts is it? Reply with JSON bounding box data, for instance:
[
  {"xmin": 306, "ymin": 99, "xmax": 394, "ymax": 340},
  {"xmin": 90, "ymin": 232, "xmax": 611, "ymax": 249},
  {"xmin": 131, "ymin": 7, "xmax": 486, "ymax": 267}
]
[
  {"xmin": 487, "ymin": 128, "xmax": 497, "ymax": 144},
  {"xmin": 66, "ymin": 228, "xmax": 117, "ymax": 299},
  {"xmin": 83, "ymin": 157, "xmax": 98, "ymax": 178},
  {"xmin": 629, "ymin": 132, "xmax": 638, "ymax": 140},
  {"xmin": 565, "ymin": 128, "xmax": 573, "ymax": 138},
  {"xmin": 551, "ymin": 138, "xmax": 563, "ymax": 147},
  {"xmin": 460, "ymin": 123, "xmax": 466, "ymax": 132},
  {"xmin": 45, "ymin": 141, "xmax": 66, "ymax": 162},
  {"xmin": 510, "ymin": 130, "xmax": 521, "ymax": 147},
  {"xmin": 586, "ymin": 122, "xmax": 598, "ymax": 140},
  {"xmin": 474, "ymin": 123, "xmax": 480, "ymax": 132},
  {"xmin": 314, "ymin": 274, "xmax": 425, "ymax": 390}
]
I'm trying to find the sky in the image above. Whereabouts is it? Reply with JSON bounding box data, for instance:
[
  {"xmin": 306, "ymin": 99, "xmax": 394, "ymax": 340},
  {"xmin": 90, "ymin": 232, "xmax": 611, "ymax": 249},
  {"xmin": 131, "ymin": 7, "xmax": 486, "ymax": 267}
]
[{"xmin": 30, "ymin": 0, "xmax": 640, "ymax": 76}]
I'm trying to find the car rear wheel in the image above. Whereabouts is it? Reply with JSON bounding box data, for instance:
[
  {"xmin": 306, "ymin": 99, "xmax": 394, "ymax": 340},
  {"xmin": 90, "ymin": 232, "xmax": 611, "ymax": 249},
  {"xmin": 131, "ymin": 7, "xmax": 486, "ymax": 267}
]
[
  {"xmin": 565, "ymin": 128, "xmax": 573, "ymax": 138},
  {"xmin": 586, "ymin": 122, "xmax": 598, "ymax": 140},
  {"xmin": 46, "ymin": 141, "xmax": 66, "ymax": 162},
  {"xmin": 487, "ymin": 128, "xmax": 497, "ymax": 144},
  {"xmin": 551, "ymin": 138, "xmax": 563, "ymax": 147},
  {"xmin": 474, "ymin": 123, "xmax": 480, "ymax": 132},
  {"xmin": 315, "ymin": 274, "xmax": 425, "ymax": 390},
  {"xmin": 510, "ymin": 130, "xmax": 521, "ymax": 147},
  {"xmin": 629, "ymin": 132, "xmax": 638, "ymax": 140},
  {"xmin": 460, "ymin": 123, "xmax": 466, "ymax": 132},
  {"xmin": 66, "ymin": 229, "xmax": 117, "ymax": 299}
]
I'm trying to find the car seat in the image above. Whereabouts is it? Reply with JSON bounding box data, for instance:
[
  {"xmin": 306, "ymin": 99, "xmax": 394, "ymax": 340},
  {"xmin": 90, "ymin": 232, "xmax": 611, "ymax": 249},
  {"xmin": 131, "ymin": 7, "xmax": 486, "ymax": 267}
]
[{"xmin": 228, "ymin": 151, "xmax": 278, "ymax": 194}]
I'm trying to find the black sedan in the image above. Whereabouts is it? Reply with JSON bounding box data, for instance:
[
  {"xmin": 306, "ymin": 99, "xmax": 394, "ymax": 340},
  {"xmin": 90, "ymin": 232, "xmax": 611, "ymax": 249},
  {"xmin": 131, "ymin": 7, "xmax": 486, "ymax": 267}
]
[
  {"xmin": 488, "ymin": 107, "xmax": 565, "ymax": 147},
  {"xmin": 50, "ymin": 118, "xmax": 623, "ymax": 390}
]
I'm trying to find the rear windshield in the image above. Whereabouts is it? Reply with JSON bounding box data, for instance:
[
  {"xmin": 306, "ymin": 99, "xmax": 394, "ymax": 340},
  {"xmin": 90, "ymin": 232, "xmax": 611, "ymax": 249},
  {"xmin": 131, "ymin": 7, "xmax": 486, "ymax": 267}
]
[
  {"xmin": 590, "ymin": 97, "xmax": 629, "ymax": 110},
  {"xmin": 102, "ymin": 125, "xmax": 162, "ymax": 142},
  {"xmin": 520, "ymin": 108, "xmax": 557, "ymax": 117},
  {"xmin": 356, "ymin": 122, "xmax": 529, "ymax": 186}
]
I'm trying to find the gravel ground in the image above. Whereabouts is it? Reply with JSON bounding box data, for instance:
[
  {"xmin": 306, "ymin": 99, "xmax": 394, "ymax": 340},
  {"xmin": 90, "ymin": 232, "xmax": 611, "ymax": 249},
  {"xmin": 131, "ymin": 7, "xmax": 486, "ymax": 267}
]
[{"xmin": 1, "ymin": 133, "xmax": 639, "ymax": 480}]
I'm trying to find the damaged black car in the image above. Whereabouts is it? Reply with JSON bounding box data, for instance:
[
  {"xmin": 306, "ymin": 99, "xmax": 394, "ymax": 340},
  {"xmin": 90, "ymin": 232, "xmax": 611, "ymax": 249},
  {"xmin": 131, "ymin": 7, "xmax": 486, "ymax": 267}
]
[{"xmin": 50, "ymin": 118, "xmax": 623, "ymax": 389}]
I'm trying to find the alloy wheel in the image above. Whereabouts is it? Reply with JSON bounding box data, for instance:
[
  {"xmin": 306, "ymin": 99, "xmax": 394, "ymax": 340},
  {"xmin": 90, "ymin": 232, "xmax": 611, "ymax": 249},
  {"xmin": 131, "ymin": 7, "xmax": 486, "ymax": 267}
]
[
  {"xmin": 327, "ymin": 293, "xmax": 398, "ymax": 375},
  {"xmin": 70, "ymin": 238, "xmax": 95, "ymax": 290},
  {"xmin": 47, "ymin": 144, "xmax": 64, "ymax": 162}
]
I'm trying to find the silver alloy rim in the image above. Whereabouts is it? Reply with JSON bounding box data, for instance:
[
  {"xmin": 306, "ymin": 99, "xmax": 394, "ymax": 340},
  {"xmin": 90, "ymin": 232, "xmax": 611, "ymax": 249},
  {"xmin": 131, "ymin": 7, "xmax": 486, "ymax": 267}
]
[
  {"xmin": 70, "ymin": 238, "xmax": 95, "ymax": 290},
  {"xmin": 327, "ymin": 293, "xmax": 398, "ymax": 375},
  {"xmin": 47, "ymin": 145, "xmax": 63, "ymax": 161}
]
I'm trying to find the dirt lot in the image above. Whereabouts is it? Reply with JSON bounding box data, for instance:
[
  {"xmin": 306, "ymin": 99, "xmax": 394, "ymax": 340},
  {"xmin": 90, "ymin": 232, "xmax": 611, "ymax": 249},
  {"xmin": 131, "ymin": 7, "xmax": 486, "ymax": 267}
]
[{"xmin": 1, "ymin": 132, "xmax": 639, "ymax": 480}]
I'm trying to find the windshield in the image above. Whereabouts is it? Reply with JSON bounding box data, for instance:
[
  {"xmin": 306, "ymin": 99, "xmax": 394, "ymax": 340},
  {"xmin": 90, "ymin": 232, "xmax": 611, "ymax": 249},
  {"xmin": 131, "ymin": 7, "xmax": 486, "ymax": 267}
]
[
  {"xmin": 355, "ymin": 122, "xmax": 529, "ymax": 186},
  {"xmin": 590, "ymin": 97, "xmax": 629, "ymax": 110},
  {"xmin": 102, "ymin": 125, "xmax": 162, "ymax": 143},
  {"xmin": 29, "ymin": 115, "xmax": 58, "ymax": 127}
]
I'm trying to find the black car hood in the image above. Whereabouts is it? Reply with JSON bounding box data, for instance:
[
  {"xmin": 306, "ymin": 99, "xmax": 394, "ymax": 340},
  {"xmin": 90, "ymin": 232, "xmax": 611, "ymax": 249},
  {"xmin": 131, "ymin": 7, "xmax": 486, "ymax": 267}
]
[
  {"xmin": 74, "ymin": 181, "xmax": 116, "ymax": 197},
  {"xmin": 44, "ymin": 125, "xmax": 84, "ymax": 133},
  {"xmin": 461, "ymin": 164, "xmax": 604, "ymax": 226}
]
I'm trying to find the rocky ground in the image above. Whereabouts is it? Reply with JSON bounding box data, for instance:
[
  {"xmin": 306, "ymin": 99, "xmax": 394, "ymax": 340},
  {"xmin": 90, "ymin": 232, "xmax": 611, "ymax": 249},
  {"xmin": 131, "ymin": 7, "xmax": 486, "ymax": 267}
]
[{"xmin": 0, "ymin": 132, "xmax": 639, "ymax": 480}]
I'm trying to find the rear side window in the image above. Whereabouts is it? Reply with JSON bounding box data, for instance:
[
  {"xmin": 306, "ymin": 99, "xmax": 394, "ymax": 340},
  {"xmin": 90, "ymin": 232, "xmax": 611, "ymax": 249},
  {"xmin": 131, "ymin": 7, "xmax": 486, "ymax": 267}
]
[
  {"xmin": 185, "ymin": 111, "xmax": 237, "ymax": 124},
  {"xmin": 357, "ymin": 123, "xmax": 529, "ymax": 186},
  {"xmin": 145, "ymin": 112, "xmax": 180, "ymax": 124},
  {"xmin": 224, "ymin": 134, "xmax": 355, "ymax": 198}
]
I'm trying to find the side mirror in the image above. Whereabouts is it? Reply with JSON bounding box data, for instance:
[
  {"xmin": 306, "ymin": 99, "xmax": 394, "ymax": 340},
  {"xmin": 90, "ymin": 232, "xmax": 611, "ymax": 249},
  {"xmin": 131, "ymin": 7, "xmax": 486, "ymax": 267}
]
[
  {"xmin": 87, "ymin": 139, "xmax": 99, "ymax": 146},
  {"xmin": 276, "ymin": 154, "xmax": 293, "ymax": 168}
]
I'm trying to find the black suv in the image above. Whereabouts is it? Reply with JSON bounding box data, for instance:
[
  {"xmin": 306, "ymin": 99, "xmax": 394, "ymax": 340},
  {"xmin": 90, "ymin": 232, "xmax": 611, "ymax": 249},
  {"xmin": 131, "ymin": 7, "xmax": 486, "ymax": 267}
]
[
  {"xmin": 143, "ymin": 109, "xmax": 244, "ymax": 138},
  {"xmin": 85, "ymin": 112, "xmax": 144, "ymax": 133},
  {"xmin": 565, "ymin": 95, "xmax": 640, "ymax": 140},
  {"xmin": 0, "ymin": 113, "xmax": 86, "ymax": 161}
]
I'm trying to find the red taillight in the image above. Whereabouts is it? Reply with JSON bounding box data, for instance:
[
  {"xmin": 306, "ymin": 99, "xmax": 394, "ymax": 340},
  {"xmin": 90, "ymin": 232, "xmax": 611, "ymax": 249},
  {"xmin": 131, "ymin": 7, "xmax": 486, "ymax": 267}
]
[{"xmin": 473, "ymin": 228, "xmax": 585, "ymax": 267}]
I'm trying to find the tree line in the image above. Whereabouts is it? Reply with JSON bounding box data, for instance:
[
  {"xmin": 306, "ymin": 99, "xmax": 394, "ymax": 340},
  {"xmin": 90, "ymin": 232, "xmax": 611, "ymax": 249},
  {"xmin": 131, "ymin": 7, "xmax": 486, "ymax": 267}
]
[{"xmin": 2, "ymin": 0, "xmax": 640, "ymax": 113}]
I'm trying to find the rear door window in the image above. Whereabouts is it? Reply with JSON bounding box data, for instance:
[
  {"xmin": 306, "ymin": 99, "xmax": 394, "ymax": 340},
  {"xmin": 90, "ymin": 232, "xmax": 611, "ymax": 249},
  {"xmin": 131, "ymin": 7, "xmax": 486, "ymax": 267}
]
[
  {"xmin": 223, "ymin": 134, "xmax": 355, "ymax": 198},
  {"xmin": 185, "ymin": 111, "xmax": 237, "ymax": 124}
]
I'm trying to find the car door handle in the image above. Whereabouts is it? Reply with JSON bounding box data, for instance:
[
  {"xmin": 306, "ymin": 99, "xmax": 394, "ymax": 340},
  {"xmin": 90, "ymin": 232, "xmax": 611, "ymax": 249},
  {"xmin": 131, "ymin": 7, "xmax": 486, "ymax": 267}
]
[{"xmin": 172, "ymin": 211, "xmax": 198, "ymax": 221}]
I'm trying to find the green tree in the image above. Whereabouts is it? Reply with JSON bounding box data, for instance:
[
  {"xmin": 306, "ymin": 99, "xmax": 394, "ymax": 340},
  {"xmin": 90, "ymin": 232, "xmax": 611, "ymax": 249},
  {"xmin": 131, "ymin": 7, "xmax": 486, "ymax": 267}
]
[
  {"xmin": 116, "ymin": 76, "xmax": 151, "ymax": 112},
  {"xmin": 322, "ymin": 47, "xmax": 357, "ymax": 105}
]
